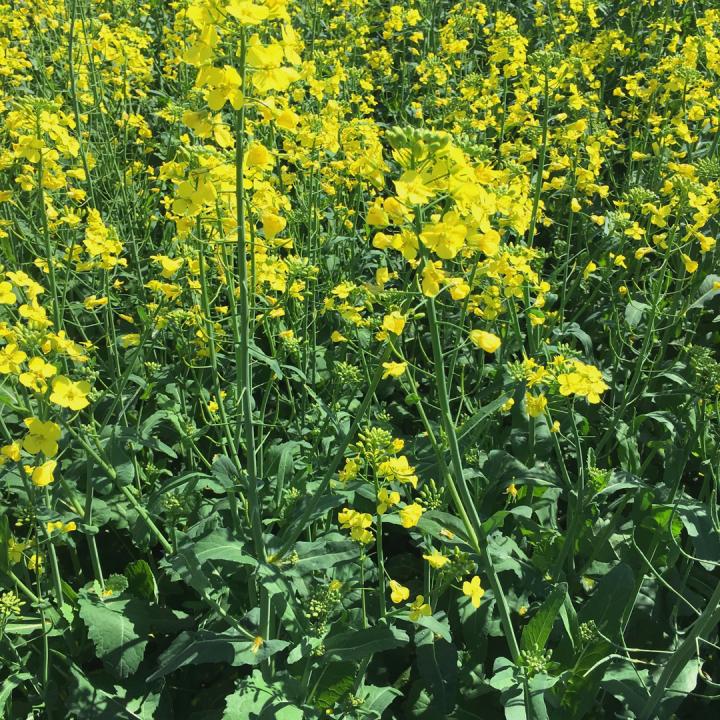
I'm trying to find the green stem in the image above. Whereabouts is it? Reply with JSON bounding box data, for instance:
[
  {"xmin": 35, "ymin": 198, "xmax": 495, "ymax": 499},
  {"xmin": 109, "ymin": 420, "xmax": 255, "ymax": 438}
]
[
  {"xmin": 638, "ymin": 580, "xmax": 720, "ymax": 720},
  {"xmin": 424, "ymin": 289, "xmax": 521, "ymax": 663},
  {"xmin": 273, "ymin": 344, "xmax": 393, "ymax": 560}
]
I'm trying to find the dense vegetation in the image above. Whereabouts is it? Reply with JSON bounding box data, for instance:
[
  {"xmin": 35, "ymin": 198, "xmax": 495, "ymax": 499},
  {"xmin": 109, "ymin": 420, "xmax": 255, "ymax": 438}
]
[{"xmin": 1, "ymin": 0, "xmax": 719, "ymax": 717}]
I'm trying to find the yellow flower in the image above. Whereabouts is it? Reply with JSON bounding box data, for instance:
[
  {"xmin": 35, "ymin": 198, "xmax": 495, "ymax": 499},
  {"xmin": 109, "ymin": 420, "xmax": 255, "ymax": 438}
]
[
  {"xmin": 32, "ymin": 460, "xmax": 57, "ymax": 487},
  {"xmin": 394, "ymin": 171, "xmax": 434, "ymax": 206},
  {"xmin": 681, "ymin": 254, "xmax": 698, "ymax": 273},
  {"xmin": 469, "ymin": 330, "xmax": 501, "ymax": 353},
  {"xmin": 47, "ymin": 520, "xmax": 76, "ymax": 534},
  {"xmin": 556, "ymin": 360, "xmax": 609, "ymax": 404},
  {"xmin": 331, "ymin": 330, "xmax": 347, "ymax": 343},
  {"xmin": 83, "ymin": 295, "xmax": 108, "ymax": 310},
  {"xmin": 423, "ymin": 550, "xmax": 449, "ymax": 569},
  {"xmin": 49, "ymin": 376, "xmax": 91, "ymax": 411},
  {"xmin": 382, "ymin": 361, "xmax": 407, "ymax": 379},
  {"xmin": 377, "ymin": 488, "xmax": 400, "ymax": 515},
  {"xmin": 377, "ymin": 456, "xmax": 418, "ymax": 488},
  {"xmin": 27, "ymin": 553, "xmax": 43, "ymax": 573},
  {"xmin": 462, "ymin": 575, "xmax": 485, "ymax": 608},
  {"xmin": 421, "ymin": 261, "xmax": 445, "ymax": 297},
  {"xmin": 389, "ymin": 580, "xmax": 410, "ymax": 604},
  {"xmin": 583, "ymin": 261, "xmax": 597, "ymax": 279},
  {"xmin": 419, "ymin": 212, "xmax": 467, "ymax": 259},
  {"xmin": 226, "ymin": 1, "xmax": 270, "ymax": 25},
  {"xmin": 634, "ymin": 246, "xmax": 654, "ymax": 260},
  {"xmin": 19, "ymin": 357, "xmax": 57, "ymax": 393},
  {"xmin": 120, "ymin": 333, "xmax": 141, "ymax": 348},
  {"xmin": 399, "ymin": 502, "xmax": 424, "ymax": 528},
  {"xmin": 337, "ymin": 457, "xmax": 360, "ymax": 483},
  {"xmin": 338, "ymin": 507, "xmax": 373, "ymax": 544},
  {"xmin": 23, "ymin": 418, "xmax": 61, "ymax": 457},
  {"xmin": 0, "ymin": 281, "xmax": 16, "ymax": 304},
  {"xmin": 409, "ymin": 594, "xmax": 432, "ymax": 621},
  {"xmin": 382, "ymin": 311, "xmax": 406, "ymax": 336},
  {"xmin": 366, "ymin": 203, "xmax": 389, "ymax": 227},
  {"xmin": 0, "ymin": 442, "xmax": 22, "ymax": 465},
  {"xmin": 0, "ymin": 343, "xmax": 27, "ymax": 375},
  {"xmin": 7, "ymin": 538, "xmax": 26, "ymax": 564},
  {"xmin": 151, "ymin": 254, "xmax": 184, "ymax": 278},
  {"xmin": 525, "ymin": 393, "xmax": 547, "ymax": 418}
]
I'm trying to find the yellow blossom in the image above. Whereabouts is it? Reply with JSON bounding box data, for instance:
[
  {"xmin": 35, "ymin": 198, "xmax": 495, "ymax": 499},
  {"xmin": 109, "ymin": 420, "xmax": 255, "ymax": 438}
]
[
  {"xmin": 23, "ymin": 418, "xmax": 61, "ymax": 457},
  {"xmin": 409, "ymin": 595, "xmax": 431, "ymax": 621},
  {"xmin": 423, "ymin": 550, "xmax": 449, "ymax": 569},
  {"xmin": 32, "ymin": 460, "xmax": 57, "ymax": 487},
  {"xmin": 399, "ymin": 502, "xmax": 424, "ymax": 528},
  {"xmin": 389, "ymin": 580, "xmax": 410, "ymax": 604},
  {"xmin": 525, "ymin": 393, "xmax": 547, "ymax": 418},
  {"xmin": 49, "ymin": 376, "xmax": 91, "ymax": 411},
  {"xmin": 382, "ymin": 361, "xmax": 407, "ymax": 379},
  {"xmin": 462, "ymin": 575, "xmax": 485, "ymax": 608},
  {"xmin": 469, "ymin": 330, "xmax": 501, "ymax": 353}
]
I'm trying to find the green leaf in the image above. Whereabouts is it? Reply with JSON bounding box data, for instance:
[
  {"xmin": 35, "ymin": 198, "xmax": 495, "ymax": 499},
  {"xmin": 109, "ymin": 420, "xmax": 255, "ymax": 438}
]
[
  {"xmin": 415, "ymin": 627, "xmax": 458, "ymax": 713},
  {"xmin": 457, "ymin": 394, "xmax": 511, "ymax": 445},
  {"xmin": 520, "ymin": 582, "xmax": 567, "ymax": 653},
  {"xmin": 148, "ymin": 631, "xmax": 289, "ymax": 680},
  {"xmin": 323, "ymin": 623, "xmax": 408, "ymax": 662},
  {"xmin": 249, "ymin": 341, "xmax": 284, "ymax": 378},
  {"xmin": 314, "ymin": 662, "xmax": 356, "ymax": 710},
  {"xmin": 578, "ymin": 563, "xmax": 635, "ymax": 643},
  {"xmin": 125, "ymin": 559, "xmax": 158, "ymax": 602},
  {"xmin": 292, "ymin": 533, "xmax": 358, "ymax": 573},
  {"xmin": 222, "ymin": 670, "xmax": 305, "ymax": 720},
  {"xmin": 601, "ymin": 658, "xmax": 651, "ymax": 717},
  {"xmin": 676, "ymin": 500, "xmax": 720, "ymax": 570},
  {"xmin": 78, "ymin": 593, "xmax": 148, "ymax": 679},
  {"xmin": 106, "ymin": 427, "xmax": 136, "ymax": 487},
  {"xmin": 688, "ymin": 273, "xmax": 720, "ymax": 309},
  {"xmin": 211, "ymin": 453, "xmax": 239, "ymax": 489},
  {"xmin": 361, "ymin": 684, "xmax": 402, "ymax": 717},
  {"xmin": 0, "ymin": 671, "xmax": 32, "ymax": 709},
  {"xmin": 625, "ymin": 300, "xmax": 650, "ymax": 329},
  {"xmin": 66, "ymin": 663, "xmax": 137, "ymax": 719}
]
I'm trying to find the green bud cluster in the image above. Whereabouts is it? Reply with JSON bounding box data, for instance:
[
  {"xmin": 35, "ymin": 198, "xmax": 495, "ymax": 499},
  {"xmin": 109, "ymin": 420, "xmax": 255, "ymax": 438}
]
[
  {"xmin": 579, "ymin": 620, "xmax": 599, "ymax": 644},
  {"xmin": 520, "ymin": 647, "xmax": 553, "ymax": 676},
  {"xmin": 334, "ymin": 361, "xmax": 362, "ymax": 387},
  {"xmin": 418, "ymin": 478, "xmax": 445, "ymax": 511}
]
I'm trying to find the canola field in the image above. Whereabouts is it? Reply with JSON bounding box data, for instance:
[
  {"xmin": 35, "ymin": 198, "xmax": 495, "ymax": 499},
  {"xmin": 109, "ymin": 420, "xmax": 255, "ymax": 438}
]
[{"xmin": 1, "ymin": 0, "xmax": 720, "ymax": 717}]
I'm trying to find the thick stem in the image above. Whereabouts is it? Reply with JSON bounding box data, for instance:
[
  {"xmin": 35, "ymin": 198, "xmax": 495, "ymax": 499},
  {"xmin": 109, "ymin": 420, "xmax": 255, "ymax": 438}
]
[{"xmin": 424, "ymin": 290, "xmax": 521, "ymax": 663}]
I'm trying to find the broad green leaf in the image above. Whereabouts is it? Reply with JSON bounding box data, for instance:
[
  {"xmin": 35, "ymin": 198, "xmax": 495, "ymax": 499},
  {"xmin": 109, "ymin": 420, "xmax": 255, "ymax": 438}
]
[
  {"xmin": 578, "ymin": 563, "xmax": 635, "ymax": 643},
  {"xmin": 601, "ymin": 658, "xmax": 651, "ymax": 717},
  {"xmin": 125, "ymin": 559, "xmax": 158, "ymax": 602},
  {"xmin": 520, "ymin": 582, "xmax": 567, "ymax": 653},
  {"xmin": 415, "ymin": 627, "xmax": 458, "ymax": 714},
  {"xmin": 313, "ymin": 662, "xmax": 356, "ymax": 710},
  {"xmin": 323, "ymin": 623, "xmax": 408, "ymax": 662},
  {"xmin": 0, "ymin": 671, "xmax": 32, "ymax": 709},
  {"xmin": 457, "ymin": 394, "xmax": 511, "ymax": 445},
  {"xmin": 292, "ymin": 533, "xmax": 358, "ymax": 573},
  {"xmin": 78, "ymin": 593, "xmax": 148, "ymax": 679},
  {"xmin": 149, "ymin": 631, "xmax": 289, "ymax": 680},
  {"xmin": 625, "ymin": 300, "xmax": 650, "ymax": 329},
  {"xmin": 361, "ymin": 684, "xmax": 402, "ymax": 717}
]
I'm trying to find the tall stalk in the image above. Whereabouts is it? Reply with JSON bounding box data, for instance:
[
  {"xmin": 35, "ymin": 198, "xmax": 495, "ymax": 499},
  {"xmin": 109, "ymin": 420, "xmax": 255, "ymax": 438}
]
[{"xmin": 424, "ymin": 289, "xmax": 521, "ymax": 663}]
